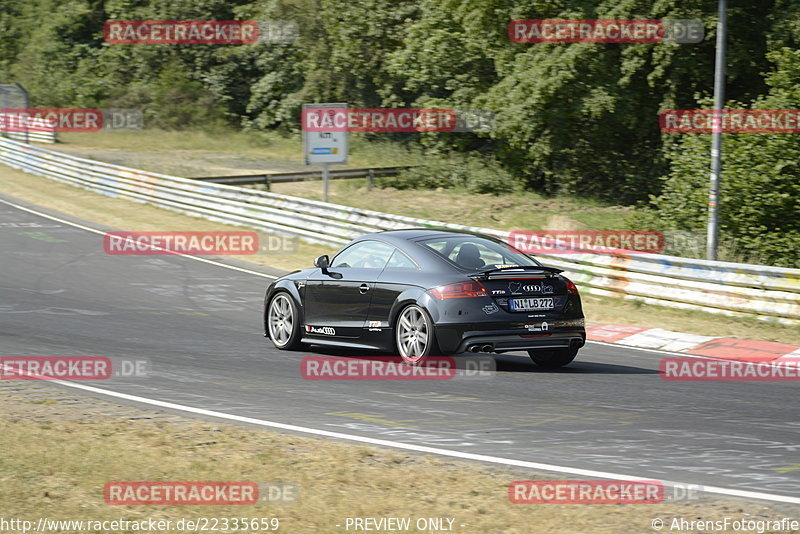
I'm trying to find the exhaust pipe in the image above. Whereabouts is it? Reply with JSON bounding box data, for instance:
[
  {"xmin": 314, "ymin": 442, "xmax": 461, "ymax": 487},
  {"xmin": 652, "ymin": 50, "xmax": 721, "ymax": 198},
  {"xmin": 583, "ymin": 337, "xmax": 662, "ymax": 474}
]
[
  {"xmin": 469, "ymin": 345, "xmax": 481, "ymax": 353},
  {"xmin": 481, "ymin": 344, "xmax": 494, "ymax": 353}
]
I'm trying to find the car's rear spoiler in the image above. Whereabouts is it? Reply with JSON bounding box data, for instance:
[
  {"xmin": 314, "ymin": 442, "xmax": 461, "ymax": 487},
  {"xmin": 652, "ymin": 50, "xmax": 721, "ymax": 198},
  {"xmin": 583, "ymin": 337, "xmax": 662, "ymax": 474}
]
[{"xmin": 471, "ymin": 266, "xmax": 563, "ymax": 279}]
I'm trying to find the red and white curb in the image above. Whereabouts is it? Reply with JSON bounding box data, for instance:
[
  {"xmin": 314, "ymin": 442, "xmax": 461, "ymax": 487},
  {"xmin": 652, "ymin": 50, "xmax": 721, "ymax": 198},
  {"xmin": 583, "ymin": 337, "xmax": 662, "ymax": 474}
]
[{"xmin": 587, "ymin": 324, "xmax": 800, "ymax": 362}]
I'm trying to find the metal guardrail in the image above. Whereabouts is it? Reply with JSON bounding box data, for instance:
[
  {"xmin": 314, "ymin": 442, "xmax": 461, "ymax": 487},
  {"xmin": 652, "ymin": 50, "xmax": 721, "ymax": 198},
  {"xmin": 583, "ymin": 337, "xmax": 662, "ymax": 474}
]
[
  {"xmin": 0, "ymin": 136, "xmax": 798, "ymax": 324},
  {"xmin": 0, "ymin": 112, "xmax": 58, "ymax": 144},
  {"xmin": 7, "ymin": 130, "xmax": 58, "ymax": 144},
  {"xmin": 193, "ymin": 166, "xmax": 410, "ymax": 187}
]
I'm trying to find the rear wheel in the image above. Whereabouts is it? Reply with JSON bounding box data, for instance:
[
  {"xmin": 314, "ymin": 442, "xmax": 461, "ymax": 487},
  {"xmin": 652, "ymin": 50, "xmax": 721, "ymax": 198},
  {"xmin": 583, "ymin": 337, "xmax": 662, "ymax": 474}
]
[
  {"xmin": 395, "ymin": 305, "xmax": 436, "ymax": 365},
  {"xmin": 528, "ymin": 347, "xmax": 578, "ymax": 368},
  {"xmin": 267, "ymin": 292, "xmax": 304, "ymax": 350}
]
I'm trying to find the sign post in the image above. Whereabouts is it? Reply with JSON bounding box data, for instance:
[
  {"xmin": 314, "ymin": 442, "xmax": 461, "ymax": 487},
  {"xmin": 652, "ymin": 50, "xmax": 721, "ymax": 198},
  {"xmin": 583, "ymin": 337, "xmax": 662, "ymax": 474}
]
[
  {"xmin": 302, "ymin": 103, "xmax": 348, "ymax": 202},
  {"xmin": 706, "ymin": 0, "xmax": 727, "ymax": 261},
  {"xmin": 322, "ymin": 162, "xmax": 330, "ymax": 201}
]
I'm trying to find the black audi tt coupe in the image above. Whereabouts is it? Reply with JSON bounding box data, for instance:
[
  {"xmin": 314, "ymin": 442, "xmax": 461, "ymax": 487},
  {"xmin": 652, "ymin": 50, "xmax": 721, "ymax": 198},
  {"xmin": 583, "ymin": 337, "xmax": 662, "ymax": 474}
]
[{"xmin": 264, "ymin": 229, "xmax": 585, "ymax": 367}]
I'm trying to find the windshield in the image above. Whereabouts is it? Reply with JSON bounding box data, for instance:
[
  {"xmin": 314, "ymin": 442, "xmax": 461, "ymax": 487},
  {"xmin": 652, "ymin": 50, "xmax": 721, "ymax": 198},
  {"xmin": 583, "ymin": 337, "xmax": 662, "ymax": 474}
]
[{"xmin": 419, "ymin": 235, "xmax": 542, "ymax": 271}]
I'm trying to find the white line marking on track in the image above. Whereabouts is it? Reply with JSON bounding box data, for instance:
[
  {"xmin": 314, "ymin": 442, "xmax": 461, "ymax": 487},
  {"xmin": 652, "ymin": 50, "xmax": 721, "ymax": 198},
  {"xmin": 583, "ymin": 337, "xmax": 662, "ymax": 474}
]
[
  {"xmin": 2, "ymin": 197, "xmax": 799, "ymax": 505},
  {"xmin": 0, "ymin": 197, "xmax": 277, "ymax": 279}
]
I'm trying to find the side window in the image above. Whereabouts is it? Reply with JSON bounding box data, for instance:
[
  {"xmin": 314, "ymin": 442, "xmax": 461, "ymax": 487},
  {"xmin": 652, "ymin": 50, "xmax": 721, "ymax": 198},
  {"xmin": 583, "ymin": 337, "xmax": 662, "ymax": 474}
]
[
  {"xmin": 384, "ymin": 249, "xmax": 418, "ymax": 270},
  {"xmin": 331, "ymin": 240, "xmax": 395, "ymax": 269}
]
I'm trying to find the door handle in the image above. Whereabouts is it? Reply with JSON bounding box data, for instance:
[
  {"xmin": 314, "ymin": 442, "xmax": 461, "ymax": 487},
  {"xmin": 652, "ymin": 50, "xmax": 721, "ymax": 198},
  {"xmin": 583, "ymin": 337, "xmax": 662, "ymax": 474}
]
[{"xmin": 359, "ymin": 283, "xmax": 370, "ymax": 294}]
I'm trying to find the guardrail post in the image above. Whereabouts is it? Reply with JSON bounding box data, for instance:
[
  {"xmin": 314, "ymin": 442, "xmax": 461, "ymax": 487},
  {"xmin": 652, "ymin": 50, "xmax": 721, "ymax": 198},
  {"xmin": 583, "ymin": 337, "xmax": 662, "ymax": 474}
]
[
  {"xmin": 264, "ymin": 175, "xmax": 271, "ymax": 191},
  {"xmin": 367, "ymin": 168, "xmax": 374, "ymax": 191}
]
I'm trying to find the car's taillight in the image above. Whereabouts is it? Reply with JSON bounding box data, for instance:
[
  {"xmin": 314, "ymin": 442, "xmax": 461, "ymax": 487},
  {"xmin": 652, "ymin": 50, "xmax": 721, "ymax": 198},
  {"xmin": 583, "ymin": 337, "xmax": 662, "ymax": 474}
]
[
  {"xmin": 429, "ymin": 281, "xmax": 488, "ymax": 300},
  {"xmin": 563, "ymin": 277, "xmax": 579, "ymax": 295}
]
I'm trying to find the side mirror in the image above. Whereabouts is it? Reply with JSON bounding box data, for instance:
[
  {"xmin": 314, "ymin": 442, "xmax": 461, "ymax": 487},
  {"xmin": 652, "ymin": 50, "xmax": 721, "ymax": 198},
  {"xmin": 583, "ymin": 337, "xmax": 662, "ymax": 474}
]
[{"xmin": 314, "ymin": 254, "xmax": 330, "ymax": 273}]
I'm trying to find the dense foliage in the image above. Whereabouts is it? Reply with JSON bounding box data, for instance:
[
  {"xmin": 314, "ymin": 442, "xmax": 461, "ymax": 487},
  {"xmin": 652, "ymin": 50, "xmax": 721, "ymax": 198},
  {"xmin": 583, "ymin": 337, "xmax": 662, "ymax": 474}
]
[{"xmin": 0, "ymin": 0, "xmax": 798, "ymax": 265}]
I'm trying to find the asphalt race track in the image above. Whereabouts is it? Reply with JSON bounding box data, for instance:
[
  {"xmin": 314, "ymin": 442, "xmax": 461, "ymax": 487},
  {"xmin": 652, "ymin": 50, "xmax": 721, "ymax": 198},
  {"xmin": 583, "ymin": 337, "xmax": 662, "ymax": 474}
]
[{"xmin": 1, "ymin": 193, "xmax": 798, "ymax": 504}]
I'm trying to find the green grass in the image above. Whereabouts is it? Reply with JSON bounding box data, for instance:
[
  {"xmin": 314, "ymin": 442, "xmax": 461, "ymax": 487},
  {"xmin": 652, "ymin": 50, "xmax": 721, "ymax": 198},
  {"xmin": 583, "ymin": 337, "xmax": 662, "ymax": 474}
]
[
  {"xmin": 57, "ymin": 129, "xmax": 638, "ymax": 232},
  {"xmin": 268, "ymin": 177, "xmax": 637, "ymax": 232},
  {"xmin": 59, "ymin": 129, "xmax": 430, "ymax": 168}
]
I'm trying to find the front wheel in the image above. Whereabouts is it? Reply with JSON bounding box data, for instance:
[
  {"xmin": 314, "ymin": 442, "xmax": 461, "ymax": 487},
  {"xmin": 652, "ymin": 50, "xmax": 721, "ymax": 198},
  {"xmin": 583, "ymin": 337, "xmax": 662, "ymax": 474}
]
[
  {"xmin": 528, "ymin": 347, "xmax": 578, "ymax": 368},
  {"xmin": 266, "ymin": 292, "xmax": 304, "ymax": 350},
  {"xmin": 395, "ymin": 305, "xmax": 436, "ymax": 365}
]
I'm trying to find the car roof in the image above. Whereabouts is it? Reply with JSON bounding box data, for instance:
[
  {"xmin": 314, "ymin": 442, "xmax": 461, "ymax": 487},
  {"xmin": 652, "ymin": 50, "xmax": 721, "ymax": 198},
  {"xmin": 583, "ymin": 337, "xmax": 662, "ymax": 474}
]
[
  {"xmin": 359, "ymin": 228, "xmax": 492, "ymax": 243},
  {"xmin": 345, "ymin": 229, "xmax": 499, "ymax": 271}
]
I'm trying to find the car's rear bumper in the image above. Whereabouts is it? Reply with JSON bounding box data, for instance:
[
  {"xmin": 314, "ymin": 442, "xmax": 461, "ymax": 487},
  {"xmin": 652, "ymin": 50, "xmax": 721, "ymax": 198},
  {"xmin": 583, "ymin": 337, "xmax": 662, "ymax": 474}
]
[{"xmin": 435, "ymin": 324, "xmax": 586, "ymax": 354}]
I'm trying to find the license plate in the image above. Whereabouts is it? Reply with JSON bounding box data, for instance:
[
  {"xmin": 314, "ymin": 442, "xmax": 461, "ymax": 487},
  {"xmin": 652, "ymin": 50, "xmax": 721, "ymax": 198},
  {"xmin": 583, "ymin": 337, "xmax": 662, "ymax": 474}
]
[{"xmin": 510, "ymin": 297, "xmax": 554, "ymax": 311}]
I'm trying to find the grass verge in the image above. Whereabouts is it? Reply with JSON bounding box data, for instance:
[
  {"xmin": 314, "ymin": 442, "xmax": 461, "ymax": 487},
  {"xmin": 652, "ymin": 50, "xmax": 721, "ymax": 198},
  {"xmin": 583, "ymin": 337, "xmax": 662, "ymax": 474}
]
[
  {"xmin": 55, "ymin": 130, "xmax": 635, "ymax": 231},
  {"xmin": 57, "ymin": 130, "xmax": 431, "ymax": 174},
  {"xmin": 268, "ymin": 179, "xmax": 633, "ymax": 232}
]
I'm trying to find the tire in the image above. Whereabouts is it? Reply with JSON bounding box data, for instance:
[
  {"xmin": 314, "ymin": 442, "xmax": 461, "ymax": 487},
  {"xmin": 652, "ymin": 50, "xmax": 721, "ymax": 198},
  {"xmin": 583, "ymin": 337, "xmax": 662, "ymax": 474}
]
[
  {"xmin": 395, "ymin": 304, "xmax": 436, "ymax": 365},
  {"xmin": 528, "ymin": 347, "xmax": 578, "ymax": 368},
  {"xmin": 266, "ymin": 292, "xmax": 304, "ymax": 351}
]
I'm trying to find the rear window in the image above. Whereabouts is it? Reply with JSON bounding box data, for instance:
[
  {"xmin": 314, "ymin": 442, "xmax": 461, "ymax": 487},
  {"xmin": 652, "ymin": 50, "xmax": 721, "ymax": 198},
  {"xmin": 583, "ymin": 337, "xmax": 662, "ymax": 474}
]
[{"xmin": 419, "ymin": 235, "xmax": 541, "ymax": 271}]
